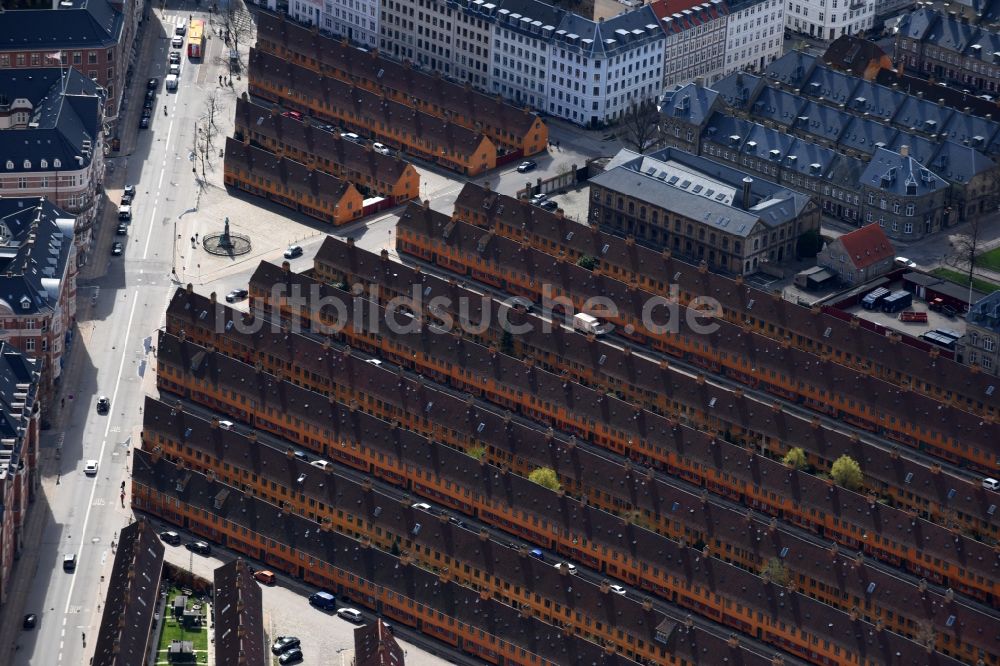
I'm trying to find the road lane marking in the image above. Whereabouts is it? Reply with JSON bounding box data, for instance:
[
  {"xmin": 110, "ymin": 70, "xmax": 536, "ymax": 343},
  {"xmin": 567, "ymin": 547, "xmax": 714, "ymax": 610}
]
[
  {"xmin": 142, "ymin": 203, "xmax": 158, "ymax": 259},
  {"xmin": 63, "ymin": 292, "xmax": 138, "ymax": 617}
]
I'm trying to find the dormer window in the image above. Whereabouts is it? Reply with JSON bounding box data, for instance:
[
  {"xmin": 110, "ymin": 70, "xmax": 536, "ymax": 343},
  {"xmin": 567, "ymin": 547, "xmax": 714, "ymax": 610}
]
[
  {"xmin": 5, "ymin": 161, "xmax": 12, "ymax": 170},
  {"xmin": 53, "ymin": 159, "xmax": 61, "ymax": 168},
  {"xmin": 40, "ymin": 159, "xmax": 48, "ymax": 169},
  {"xmin": 19, "ymin": 296, "xmax": 31, "ymax": 310},
  {"xmin": 23, "ymin": 160, "xmax": 30, "ymax": 169}
]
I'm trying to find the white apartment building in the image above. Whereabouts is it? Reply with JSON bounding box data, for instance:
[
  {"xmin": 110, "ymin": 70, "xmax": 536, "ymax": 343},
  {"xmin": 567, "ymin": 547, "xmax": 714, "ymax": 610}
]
[
  {"xmin": 658, "ymin": 1, "xmax": 729, "ymax": 87},
  {"xmin": 724, "ymin": 0, "xmax": 785, "ymax": 74},
  {"xmin": 379, "ymin": 0, "xmax": 491, "ymax": 80},
  {"xmin": 785, "ymin": 0, "xmax": 875, "ymax": 41},
  {"xmin": 291, "ymin": 0, "xmax": 379, "ymax": 47}
]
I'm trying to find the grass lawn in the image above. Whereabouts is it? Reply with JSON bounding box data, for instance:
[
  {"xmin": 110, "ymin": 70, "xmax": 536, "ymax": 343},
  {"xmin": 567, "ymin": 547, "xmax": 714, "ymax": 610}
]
[
  {"xmin": 931, "ymin": 267, "xmax": 1000, "ymax": 294},
  {"xmin": 155, "ymin": 589, "xmax": 209, "ymax": 664},
  {"xmin": 975, "ymin": 247, "xmax": 1000, "ymax": 272}
]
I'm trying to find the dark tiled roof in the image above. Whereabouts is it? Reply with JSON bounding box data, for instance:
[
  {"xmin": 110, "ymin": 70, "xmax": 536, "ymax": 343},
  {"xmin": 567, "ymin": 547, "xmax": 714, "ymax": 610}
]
[
  {"xmin": 255, "ymin": 12, "xmax": 543, "ymax": 142},
  {"xmin": 223, "ymin": 137, "xmax": 356, "ymax": 203},
  {"xmin": 133, "ymin": 448, "xmax": 645, "ymax": 666},
  {"xmin": 248, "ymin": 48, "xmax": 492, "ymax": 158},
  {"xmin": 93, "ymin": 520, "xmax": 164, "ymax": 666},
  {"xmin": 0, "ymin": 198, "xmax": 75, "ymax": 316},
  {"xmin": 150, "ymin": 327, "xmax": 982, "ymax": 666},
  {"xmin": 213, "ymin": 559, "xmax": 266, "ymax": 666},
  {"xmin": 149, "ymin": 316, "xmax": 1000, "ymax": 662},
  {"xmin": 0, "ymin": 0, "xmax": 123, "ymax": 51},
  {"xmin": 451, "ymin": 183, "xmax": 1000, "ymax": 419},
  {"xmin": 821, "ymin": 35, "xmax": 889, "ymax": 72},
  {"xmin": 0, "ymin": 68, "xmax": 104, "ymax": 175},
  {"xmin": 0, "ymin": 342, "xmax": 39, "ymax": 472},
  {"xmin": 354, "ymin": 619, "xmax": 404, "ymax": 666},
  {"xmin": 233, "ymin": 97, "xmax": 414, "ymax": 189}
]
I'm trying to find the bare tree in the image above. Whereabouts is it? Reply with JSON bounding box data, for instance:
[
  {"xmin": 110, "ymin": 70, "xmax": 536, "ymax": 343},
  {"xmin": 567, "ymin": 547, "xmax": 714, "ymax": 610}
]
[
  {"xmin": 952, "ymin": 214, "xmax": 983, "ymax": 287},
  {"xmin": 194, "ymin": 94, "xmax": 222, "ymax": 178},
  {"xmin": 222, "ymin": 0, "xmax": 254, "ymax": 77},
  {"xmin": 617, "ymin": 100, "xmax": 660, "ymax": 153},
  {"xmin": 203, "ymin": 90, "xmax": 222, "ymax": 139}
]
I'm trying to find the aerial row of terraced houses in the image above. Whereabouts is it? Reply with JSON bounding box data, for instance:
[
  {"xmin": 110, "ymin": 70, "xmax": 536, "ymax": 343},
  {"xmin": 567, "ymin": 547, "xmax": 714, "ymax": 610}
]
[{"xmin": 137, "ymin": 175, "xmax": 1000, "ymax": 666}]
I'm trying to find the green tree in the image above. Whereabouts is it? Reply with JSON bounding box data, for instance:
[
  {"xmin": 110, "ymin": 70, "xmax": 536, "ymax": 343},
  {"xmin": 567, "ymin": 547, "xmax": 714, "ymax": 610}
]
[
  {"xmin": 760, "ymin": 557, "xmax": 789, "ymax": 586},
  {"xmin": 576, "ymin": 255, "xmax": 597, "ymax": 270},
  {"xmin": 782, "ymin": 447, "xmax": 808, "ymax": 470},
  {"xmin": 796, "ymin": 229, "xmax": 823, "ymax": 258},
  {"xmin": 529, "ymin": 467, "xmax": 561, "ymax": 492},
  {"xmin": 830, "ymin": 455, "xmax": 863, "ymax": 491},
  {"xmin": 467, "ymin": 445, "xmax": 486, "ymax": 461}
]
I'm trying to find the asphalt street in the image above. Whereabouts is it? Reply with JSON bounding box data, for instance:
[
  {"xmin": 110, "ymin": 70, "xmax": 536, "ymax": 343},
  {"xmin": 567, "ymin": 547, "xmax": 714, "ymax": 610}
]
[{"xmin": 11, "ymin": 7, "xmax": 223, "ymax": 664}]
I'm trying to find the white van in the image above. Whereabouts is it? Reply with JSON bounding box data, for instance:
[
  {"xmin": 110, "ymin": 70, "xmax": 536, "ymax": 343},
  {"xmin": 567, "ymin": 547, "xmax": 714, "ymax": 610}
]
[
  {"xmin": 983, "ymin": 477, "xmax": 999, "ymax": 491},
  {"xmin": 175, "ymin": 18, "xmax": 187, "ymax": 35},
  {"xmin": 165, "ymin": 74, "xmax": 178, "ymax": 91}
]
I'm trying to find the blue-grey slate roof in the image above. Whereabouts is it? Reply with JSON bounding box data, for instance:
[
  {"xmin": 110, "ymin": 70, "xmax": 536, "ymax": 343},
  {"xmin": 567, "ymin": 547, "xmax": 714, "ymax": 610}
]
[
  {"xmin": 846, "ymin": 81, "xmax": 905, "ymax": 122},
  {"xmin": 658, "ymin": 83, "xmax": 720, "ymax": 128},
  {"xmin": 801, "ymin": 65, "xmax": 859, "ymax": 105},
  {"xmin": 593, "ymin": 148, "xmax": 810, "ymax": 238},
  {"xmin": 891, "ymin": 96, "xmax": 954, "ymax": 135},
  {"xmin": 793, "ymin": 101, "xmax": 850, "ymax": 144},
  {"xmin": 967, "ymin": 291, "xmax": 1000, "ymax": 334},
  {"xmin": 0, "ymin": 0, "xmax": 124, "ymax": 51},
  {"xmin": 837, "ymin": 116, "xmax": 899, "ymax": 155},
  {"xmin": 0, "ymin": 342, "xmax": 38, "ymax": 444},
  {"xmin": 860, "ymin": 147, "xmax": 947, "ymax": 196},
  {"xmin": 763, "ymin": 50, "xmax": 818, "ymax": 87},
  {"xmin": 0, "ymin": 68, "xmax": 104, "ymax": 175},
  {"xmin": 750, "ymin": 87, "xmax": 804, "ymax": 128},
  {"xmin": 709, "ymin": 71, "xmax": 764, "ymax": 110}
]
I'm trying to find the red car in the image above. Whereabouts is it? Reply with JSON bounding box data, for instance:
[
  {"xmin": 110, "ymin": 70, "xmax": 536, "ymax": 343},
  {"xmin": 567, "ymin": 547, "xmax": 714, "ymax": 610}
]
[{"xmin": 281, "ymin": 110, "xmax": 303, "ymax": 121}]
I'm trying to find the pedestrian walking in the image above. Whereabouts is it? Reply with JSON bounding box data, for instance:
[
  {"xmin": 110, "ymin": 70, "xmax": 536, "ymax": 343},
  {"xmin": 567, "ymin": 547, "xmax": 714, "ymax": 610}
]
[
  {"xmin": 120, "ymin": 491, "xmax": 125, "ymax": 508},
  {"xmin": 218, "ymin": 74, "xmax": 222, "ymax": 85}
]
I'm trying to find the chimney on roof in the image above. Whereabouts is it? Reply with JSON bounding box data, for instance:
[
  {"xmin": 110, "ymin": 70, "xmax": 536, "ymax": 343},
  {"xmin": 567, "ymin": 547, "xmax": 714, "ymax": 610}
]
[
  {"xmin": 555, "ymin": 208, "xmax": 564, "ymax": 219},
  {"xmin": 346, "ymin": 237, "xmax": 355, "ymax": 247},
  {"xmin": 209, "ymin": 291, "xmax": 217, "ymax": 303},
  {"xmin": 281, "ymin": 261, "xmax": 290, "ymax": 273},
  {"xmin": 900, "ymin": 144, "xmax": 909, "ymax": 157},
  {"xmin": 186, "ymin": 283, "xmax": 193, "ymax": 294},
  {"xmin": 380, "ymin": 249, "xmax": 389, "ymax": 261},
  {"xmin": 741, "ymin": 177, "xmax": 753, "ymax": 209},
  {"xmin": 695, "ymin": 76, "xmax": 705, "ymax": 87},
  {"xmin": 423, "ymin": 199, "xmax": 430, "ymax": 209}
]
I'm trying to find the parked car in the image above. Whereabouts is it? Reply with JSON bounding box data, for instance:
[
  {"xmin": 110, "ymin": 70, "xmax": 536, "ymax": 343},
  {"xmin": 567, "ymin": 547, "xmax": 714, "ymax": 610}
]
[
  {"xmin": 169, "ymin": 63, "xmax": 180, "ymax": 76},
  {"xmin": 116, "ymin": 223, "xmax": 128, "ymax": 235},
  {"xmin": 308, "ymin": 591, "xmax": 336, "ymax": 610},
  {"xmin": 62, "ymin": 553, "xmax": 77, "ymax": 572},
  {"xmin": 22, "ymin": 614, "xmax": 37, "ymax": 629},
  {"xmin": 84, "ymin": 460, "xmax": 99, "ymax": 476},
  {"xmin": 143, "ymin": 96, "xmax": 154, "ymax": 110},
  {"xmin": 411, "ymin": 502, "xmax": 432, "ymax": 511},
  {"xmin": 140, "ymin": 107, "xmax": 152, "ymax": 120},
  {"xmin": 281, "ymin": 110, "xmax": 303, "ymax": 121},
  {"xmin": 894, "ymin": 256, "xmax": 917, "ymax": 269},
  {"xmin": 609, "ymin": 584, "xmax": 627, "ymax": 595},
  {"xmin": 171, "ymin": 35, "xmax": 184, "ymax": 48},
  {"xmin": 185, "ymin": 541, "xmax": 211, "ymax": 555},
  {"xmin": 337, "ymin": 608, "xmax": 364, "ymax": 623},
  {"xmin": 123, "ymin": 184, "xmax": 136, "ymax": 199},
  {"xmin": 146, "ymin": 78, "xmax": 159, "ymax": 91},
  {"xmin": 111, "ymin": 241, "xmax": 124, "ymax": 256},
  {"xmin": 284, "ymin": 245, "xmax": 303, "ymax": 259},
  {"xmin": 516, "ymin": 160, "xmax": 537, "ymax": 173},
  {"xmin": 272, "ymin": 636, "xmax": 301, "ymax": 655},
  {"xmin": 97, "ymin": 396, "xmax": 111, "ymax": 413},
  {"xmin": 139, "ymin": 116, "xmax": 150, "ymax": 130},
  {"xmin": 539, "ymin": 199, "xmax": 558, "ymax": 211},
  {"xmin": 253, "ymin": 569, "xmax": 276, "ymax": 585},
  {"xmin": 145, "ymin": 89, "xmax": 156, "ymax": 102},
  {"xmin": 160, "ymin": 531, "xmax": 181, "ymax": 545},
  {"xmin": 554, "ymin": 562, "xmax": 578, "ymax": 575},
  {"xmin": 218, "ymin": 420, "xmax": 234, "ymax": 430},
  {"xmin": 372, "ymin": 142, "xmax": 391, "ymax": 155},
  {"xmin": 225, "ymin": 288, "xmax": 248, "ymax": 303},
  {"xmin": 169, "ymin": 51, "xmax": 181, "ymax": 64},
  {"xmin": 278, "ymin": 648, "xmax": 303, "ymax": 664},
  {"xmin": 529, "ymin": 193, "xmax": 547, "ymax": 205},
  {"xmin": 341, "ymin": 132, "xmax": 361, "ymax": 143}
]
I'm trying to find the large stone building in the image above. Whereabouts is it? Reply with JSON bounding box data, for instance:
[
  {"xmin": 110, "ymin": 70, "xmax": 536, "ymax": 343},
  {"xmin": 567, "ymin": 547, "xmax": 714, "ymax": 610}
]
[
  {"xmin": 0, "ymin": 343, "xmax": 40, "ymax": 607},
  {"xmin": 589, "ymin": 147, "xmax": 818, "ymax": 274},
  {"xmin": 957, "ymin": 291, "xmax": 1000, "ymax": 375},
  {"xmin": 658, "ymin": 50, "xmax": 1000, "ymax": 240},
  {"xmin": 0, "ymin": 0, "xmax": 141, "ymax": 135},
  {"xmin": 0, "ymin": 198, "xmax": 78, "ymax": 401},
  {"xmin": 0, "ymin": 68, "xmax": 107, "ymax": 253},
  {"xmin": 894, "ymin": 6, "xmax": 1000, "ymax": 96}
]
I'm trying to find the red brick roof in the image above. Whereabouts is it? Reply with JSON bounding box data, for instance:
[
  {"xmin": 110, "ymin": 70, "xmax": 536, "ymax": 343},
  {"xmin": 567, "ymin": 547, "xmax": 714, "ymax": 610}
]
[{"xmin": 836, "ymin": 223, "xmax": 895, "ymax": 270}]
